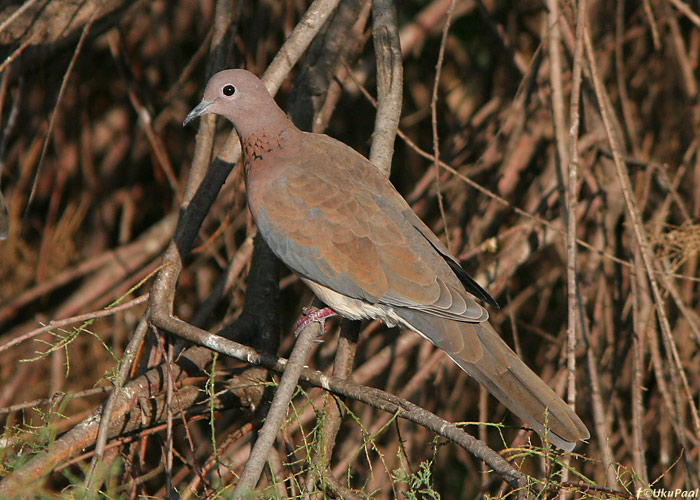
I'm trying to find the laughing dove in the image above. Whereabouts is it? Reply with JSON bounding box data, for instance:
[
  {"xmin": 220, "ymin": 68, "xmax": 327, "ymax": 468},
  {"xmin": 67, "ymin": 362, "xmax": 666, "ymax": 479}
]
[{"xmin": 184, "ymin": 69, "xmax": 589, "ymax": 451}]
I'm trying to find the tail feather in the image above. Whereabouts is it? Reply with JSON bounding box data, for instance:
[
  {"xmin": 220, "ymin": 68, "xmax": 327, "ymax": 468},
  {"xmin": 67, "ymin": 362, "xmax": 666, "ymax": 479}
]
[{"xmin": 396, "ymin": 310, "xmax": 589, "ymax": 451}]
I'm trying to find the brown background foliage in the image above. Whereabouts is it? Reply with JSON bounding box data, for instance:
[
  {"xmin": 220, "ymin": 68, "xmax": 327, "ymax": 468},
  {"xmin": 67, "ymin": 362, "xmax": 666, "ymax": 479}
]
[{"xmin": 0, "ymin": 0, "xmax": 699, "ymax": 498}]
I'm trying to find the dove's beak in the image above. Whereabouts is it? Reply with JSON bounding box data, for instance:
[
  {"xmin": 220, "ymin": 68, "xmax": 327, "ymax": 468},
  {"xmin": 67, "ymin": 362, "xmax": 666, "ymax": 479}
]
[{"xmin": 183, "ymin": 100, "xmax": 213, "ymax": 126}]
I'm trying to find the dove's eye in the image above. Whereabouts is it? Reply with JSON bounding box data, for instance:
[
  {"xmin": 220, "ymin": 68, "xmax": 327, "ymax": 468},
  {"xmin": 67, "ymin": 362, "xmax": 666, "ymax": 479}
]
[{"xmin": 223, "ymin": 85, "xmax": 236, "ymax": 96}]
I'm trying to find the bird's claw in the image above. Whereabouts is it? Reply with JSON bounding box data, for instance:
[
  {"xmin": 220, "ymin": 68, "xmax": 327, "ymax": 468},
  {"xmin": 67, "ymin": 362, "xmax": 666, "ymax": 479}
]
[{"xmin": 294, "ymin": 306, "xmax": 337, "ymax": 339}]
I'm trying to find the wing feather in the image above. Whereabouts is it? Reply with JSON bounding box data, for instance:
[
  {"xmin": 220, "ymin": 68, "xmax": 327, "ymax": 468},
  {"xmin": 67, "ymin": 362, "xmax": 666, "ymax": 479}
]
[{"xmin": 252, "ymin": 133, "xmax": 491, "ymax": 323}]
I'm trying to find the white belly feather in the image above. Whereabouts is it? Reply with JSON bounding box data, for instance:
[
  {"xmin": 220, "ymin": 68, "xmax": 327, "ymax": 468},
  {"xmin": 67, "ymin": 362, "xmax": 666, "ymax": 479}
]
[
  {"xmin": 300, "ymin": 278, "xmax": 438, "ymax": 346},
  {"xmin": 301, "ymin": 278, "xmax": 403, "ymax": 327}
]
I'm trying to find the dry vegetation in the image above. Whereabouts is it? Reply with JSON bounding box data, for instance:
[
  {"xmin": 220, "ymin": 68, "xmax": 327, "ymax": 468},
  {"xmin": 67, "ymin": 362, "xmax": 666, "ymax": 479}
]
[{"xmin": 0, "ymin": 0, "xmax": 699, "ymax": 498}]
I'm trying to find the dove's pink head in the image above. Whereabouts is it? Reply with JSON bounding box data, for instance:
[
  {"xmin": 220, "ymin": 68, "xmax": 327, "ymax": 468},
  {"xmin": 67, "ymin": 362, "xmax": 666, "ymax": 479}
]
[{"xmin": 183, "ymin": 69, "xmax": 290, "ymax": 137}]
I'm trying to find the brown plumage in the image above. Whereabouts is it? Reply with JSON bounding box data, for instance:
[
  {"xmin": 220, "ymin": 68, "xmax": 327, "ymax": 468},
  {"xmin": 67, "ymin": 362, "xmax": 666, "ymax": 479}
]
[{"xmin": 184, "ymin": 69, "xmax": 589, "ymax": 451}]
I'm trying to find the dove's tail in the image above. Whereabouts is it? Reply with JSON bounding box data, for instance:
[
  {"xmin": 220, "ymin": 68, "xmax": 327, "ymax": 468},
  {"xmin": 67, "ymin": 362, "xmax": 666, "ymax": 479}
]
[{"xmin": 396, "ymin": 311, "xmax": 589, "ymax": 451}]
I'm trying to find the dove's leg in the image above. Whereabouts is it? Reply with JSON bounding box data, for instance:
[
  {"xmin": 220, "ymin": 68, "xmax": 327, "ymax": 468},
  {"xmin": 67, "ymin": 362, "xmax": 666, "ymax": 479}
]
[{"xmin": 294, "ymin": 306, "xmax": 337, "ymax": 337}]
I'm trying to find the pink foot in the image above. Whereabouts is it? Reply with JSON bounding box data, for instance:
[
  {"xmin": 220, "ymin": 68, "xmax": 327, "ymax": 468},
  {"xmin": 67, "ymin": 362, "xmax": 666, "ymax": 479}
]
[{"xmin": 294, "ymin": 306, "xmax": 337, "ymax": 338}]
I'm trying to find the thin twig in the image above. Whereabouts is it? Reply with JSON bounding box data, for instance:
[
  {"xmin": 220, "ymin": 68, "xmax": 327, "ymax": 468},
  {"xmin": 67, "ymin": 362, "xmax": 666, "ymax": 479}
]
[
  {"xmin": 230, "ymin": 319, "xmax": 323, "ymax": 497},
  {"xmin": 667, "ymin": 0, "xmax": 700, "ymax": 30},
  {"xmin": 84, "ymin": 316, "xmax": 149, "ymax": 491},
  {"xmin": 23, "ymin": 7, "xmax": 99, "ymax": 218},
  {"xmin": 429, "ymin": 0, "xmax": 456, "ymax": 251},
  {"xmin": 630, "ymin": 259, "xmax": 650, "ymax": 488},
  {"xmin": 0, "ymin": 295, "xmax": 149, "ymax": 355},
  {"xmin": 0, "ymin": 0, "xmax": 41, "ymax": 36},
  {"xmin": 585, "ymin": 17, "xmax": 700, "ymax": 448},
  {"xmin": 559, "ymin": 0, "xmax": 586, "ymax": 494}
]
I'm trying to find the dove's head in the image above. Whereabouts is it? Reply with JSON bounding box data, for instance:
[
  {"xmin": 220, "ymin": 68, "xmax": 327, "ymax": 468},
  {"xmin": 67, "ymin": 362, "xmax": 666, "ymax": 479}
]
[{"xmin": 183, "ymin": 69, "xmax": 287, "ymax": 136}]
